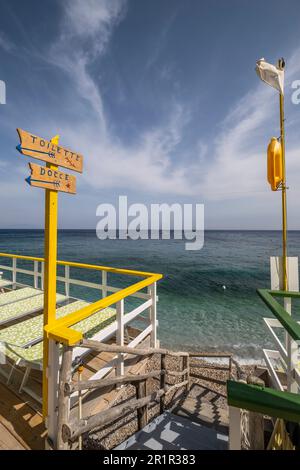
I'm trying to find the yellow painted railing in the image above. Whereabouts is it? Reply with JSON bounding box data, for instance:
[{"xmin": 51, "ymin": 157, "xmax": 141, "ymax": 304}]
[
  {"xmin": 46, "ymin": 274, "xmax": 161, "ymax": 345},
  {"xmin": 0, "ymin": 252, "xmax": 163, "ymax": 346}
]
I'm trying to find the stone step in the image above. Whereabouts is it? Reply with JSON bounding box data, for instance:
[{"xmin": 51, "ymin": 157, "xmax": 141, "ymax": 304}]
[
  {"xmin": 174, "ymin": 396, "xmax": 229, "ymax": 432},
  {"xmin": 115, "ymin": 411, "xmax": 228, "ymax": 450}
]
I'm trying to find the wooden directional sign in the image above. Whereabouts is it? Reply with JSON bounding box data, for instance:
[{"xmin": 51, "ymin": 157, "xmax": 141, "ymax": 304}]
[
  {"xmin": 17, "ymin": 128, "xmax": 83, "ymax": 173},
  {"xmin": 26, "ymin": 162, "xmax": 76, "ymax": 194}
]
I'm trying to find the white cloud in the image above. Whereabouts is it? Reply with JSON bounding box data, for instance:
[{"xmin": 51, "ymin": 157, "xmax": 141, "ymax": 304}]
[
  {"xmin": 47, "ymin": 0, "xmax": 300, "ymax": 204},
  {"xmin": 63, "ymin": 0, "xmax": 126, "ymax": 41},
  {"xmin": 56, "ymin": 102, "xmax": 192, "ymax": 195},
  {"xmin": 48, "ymin": 0, "xmax": 126, "ymax": 132},
  {"xmin": 25, "ymin": 2, "xmax": 300, "ymax": 205},
  {"xmin": 0, "ymin": 32, "xmax": 14, "ymax": 52},
  {"xmin": 196, "ymin": 51, "xmax": 300, "ymax": 201},
  {"xmin": 45, "ymin": 0, "xmax": 194, "ymax": 195}
]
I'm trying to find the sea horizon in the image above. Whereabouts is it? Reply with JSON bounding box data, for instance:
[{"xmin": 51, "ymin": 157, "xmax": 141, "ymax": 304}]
[{"xmin": 1, "ymin": 229, "xmax": 299, "ymax": 363}]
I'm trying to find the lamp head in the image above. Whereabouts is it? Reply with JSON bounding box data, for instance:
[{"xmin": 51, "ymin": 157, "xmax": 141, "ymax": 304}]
[{"xmin": 278, "ymin": 58, "xmax": 285, "ymax": 70}]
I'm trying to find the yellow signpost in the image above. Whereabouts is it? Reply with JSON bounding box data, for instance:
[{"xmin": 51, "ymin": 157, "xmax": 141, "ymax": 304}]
[
  {"xmin": 43, "ymin": 154, "xmax": 59, "ymax": 419},
  {"xmin": 16, "ymin": 130, "xmax": 83, "ymax": 426}
]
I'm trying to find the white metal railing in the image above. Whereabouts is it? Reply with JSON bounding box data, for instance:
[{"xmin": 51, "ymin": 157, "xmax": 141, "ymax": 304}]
[
  {"xmin": 0, "ymin": 253, "xmax": 160, "ymax": 399},
  {"xmin": 0, "ymin": 256, "xmax": 153, "ymax": 300},
  {"xmin": 261, "ymin": 256, "xmax": 300, "ymax": 394}
]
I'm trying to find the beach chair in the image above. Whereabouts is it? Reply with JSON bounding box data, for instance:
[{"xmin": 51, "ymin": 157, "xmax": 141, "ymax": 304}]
[
  {"xmin": 0, "ymin": 299, "xmax": 88, "ymax": 348},
  {"xmin": 0, "ymin": 292, "xmax": 67, "ymax": 326},
  {"xmin": 0, "ymin": 286, "xmax": 42, "ymax": 307},
  {"xmin": 0, "ymin": 279, "xmax": 13, "ymax": 289},
  {"xmin": 0, "ymin": 306, "xmax": 116, "ymax": 401}
]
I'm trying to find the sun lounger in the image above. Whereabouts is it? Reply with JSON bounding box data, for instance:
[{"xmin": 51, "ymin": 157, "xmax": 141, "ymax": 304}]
[
  {"xmin": 0, "ymin": 287, "xmax": 41, "ymax": 306},
  {"xmin": 0, "ymin": 292, "xmax": 67, "ymax": 326},
  {"xmin": 0, "ymin": 300, "xmax": 89, "ymax": 348},
  {"xmin": 1, "ymin": 306, "xmax": 116, "ymax": 398},
  {"xmin": 0, "ymin": 279, "xmax": 13, "ymax": 289}
]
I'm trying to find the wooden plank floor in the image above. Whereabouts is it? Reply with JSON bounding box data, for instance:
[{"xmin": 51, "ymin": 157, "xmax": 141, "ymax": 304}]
[
  {"xmin": 0, "ymin": 327, "xmax": 149, "ymax": 449},
  {"xmin": 0, "ymin": 422, "xmax": 26, "ymax": 450},
  {"xmin": 0, "ymin": 381, "xmax": 45, "ymax": 450}
]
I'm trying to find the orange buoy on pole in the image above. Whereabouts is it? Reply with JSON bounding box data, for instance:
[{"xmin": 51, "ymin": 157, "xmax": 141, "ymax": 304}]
[
  {"xmin": 267, "ymin": 137, "xmax": 283, "ymax": 191},
  {"xmin": 256, "ymin": 57, "xmax": 288, "ymax": 291}
]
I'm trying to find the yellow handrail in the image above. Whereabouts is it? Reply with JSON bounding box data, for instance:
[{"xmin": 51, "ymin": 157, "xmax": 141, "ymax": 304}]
[{"xmin": 45, "ymin": 273, "xmax": 161, "ymax": 345}]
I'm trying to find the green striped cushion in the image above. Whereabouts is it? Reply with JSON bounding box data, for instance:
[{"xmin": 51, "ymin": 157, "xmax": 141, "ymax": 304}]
[
  {"xmin": 0, "ymin": 279, "xmax": 12, "ymax": 288},
  {"xmin": 3, "ymin": 307, "xmax": 116, "ymax": 366},
  {"xmin": 0, "ymin": 293, "xmax": 66, "ymax": 324},
  {"xmin": 0, "ymin": 300, "xmax": 89, "ymax": 347},
  {"xmin": 0, "ymin": 287, "xmax": 40, "ymax": 305}
]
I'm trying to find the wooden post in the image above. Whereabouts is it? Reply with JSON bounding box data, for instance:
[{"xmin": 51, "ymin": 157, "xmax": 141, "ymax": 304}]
[
  {"xmin": 116, "ymin": 299, "xmax": 125, "ymax": 376},
  {"xmin": 247, "ymin": 375, "xmax": 265, "ymax": 450},
  {"xmin": 229, "ymin": 356, "xmax": 232, "ymax": 379},
  {"xmin": 136, "ymin": 380, "xmax": 147, "ymax": 430},
  {"xmin": 229, "ymin": 406, "xmax": 241, "ymax": 450},
  {"xmin": 182, "ymin": 354, "xmax": 190, "ymax": 394},
  {"xmin": 160, "ymin": 353, "xmax": 166, "ymax": 414},
  {"xmin": 57, "ymin": 346, "xmax": 72, "ymax": 450}
]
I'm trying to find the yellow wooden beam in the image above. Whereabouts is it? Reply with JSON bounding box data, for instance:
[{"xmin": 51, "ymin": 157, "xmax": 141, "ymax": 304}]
[
  {"xmin": 42, "ymin": 137, "xmax": 59, "ymax": 418},
  {"xmin": 47, "ymin": 326, "xmax": 82, "ymax": 346}
]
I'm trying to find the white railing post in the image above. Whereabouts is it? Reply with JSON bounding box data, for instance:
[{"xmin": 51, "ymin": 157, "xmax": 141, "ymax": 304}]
[
  {"xmin": 116, "ymin": 299, "xmax": 125, "ymax": 376},
  {"xmin": 65, "ymin": 265, "xmax": 70, "ymax": 298},
  {"xmin": 271, "ymin": 257, "xmax": 299, "ymax": 393},
  {"xmin": 229, "ymin": 406, "xmax": 241, "ymax": 450},
  {"xmin": 102, "ymin": 271, "xmax": 107, "ymax": 298},
  {"xmin": 34, "ymin": 261, "xmax": 39, "ymax": 289},
  {"xmin": 46, "ymin": 339, "xmax": 60, "ymax": 449},
  {"xmin": 41, "ymin": 262, "xmax": 44, "ymax": 290},
  {"xmin": 148, "ymin": 282, "xmax": 157, "ymax": 348},
  {"xmin": 285, "ymin": 296, "xmax": 299, "ymax": 393},
  {"xmin": 12, "ymin": 258, "xmax": 17, "ymax": 287}
]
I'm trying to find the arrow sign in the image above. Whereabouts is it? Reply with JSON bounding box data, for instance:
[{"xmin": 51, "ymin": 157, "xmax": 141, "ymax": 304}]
[
  {"xmin": 17, "ymin": 129, "xmax": 83, "ymax": 173},
  {"xmin": 26, "ymin": 162, "xmax": 76, "ymax": 194}
]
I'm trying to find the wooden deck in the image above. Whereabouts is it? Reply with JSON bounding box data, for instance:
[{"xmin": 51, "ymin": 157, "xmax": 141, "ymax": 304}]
[
  {"xmin": 0, "ymin": 380, "xmax": 44, "ymax": 449},
  {"xmin": 0, "ymin": 327, "xmax": 149, "ymax": 449}
]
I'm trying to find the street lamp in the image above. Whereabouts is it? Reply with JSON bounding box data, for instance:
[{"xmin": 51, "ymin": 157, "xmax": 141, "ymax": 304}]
[{"xmin": 256, "ymin": 58, "xmax": 288, "ymax": 291}]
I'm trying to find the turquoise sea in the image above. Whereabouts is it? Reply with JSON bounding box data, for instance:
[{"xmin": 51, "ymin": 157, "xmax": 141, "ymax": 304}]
[{"xmin": 0, "ymin": 229, "xmax": 299, "ymax": 361}]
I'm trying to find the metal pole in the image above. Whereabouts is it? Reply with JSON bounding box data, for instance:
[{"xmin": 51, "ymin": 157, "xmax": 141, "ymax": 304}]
[{"xmin": 279, "ymin": 66, "xmax": 288, "ymax": 291}]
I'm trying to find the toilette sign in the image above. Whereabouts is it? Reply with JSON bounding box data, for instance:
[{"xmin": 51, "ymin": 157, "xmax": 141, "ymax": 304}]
[
  {"xmin": 16, "ymin": 128, "xmax": 83, "ymax": 173},
  {"xmin": 26, "ymin": 162, "xmax": 76, "ymax": 194}
]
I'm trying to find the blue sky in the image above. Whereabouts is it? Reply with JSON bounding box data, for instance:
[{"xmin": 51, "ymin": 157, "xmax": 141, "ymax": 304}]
[{"xmin": 1, "ymin": 0, "xmax": 300, "ymax": 229}]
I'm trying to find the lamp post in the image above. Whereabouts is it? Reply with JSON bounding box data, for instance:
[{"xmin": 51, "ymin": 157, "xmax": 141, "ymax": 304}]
[
  {"xmin": 278, "ymin": 60, "xmax": 288, "ymax": 291},
  {"xmin": 256, "ymin": 58, "xmax": 288, "ymax": 291}
]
